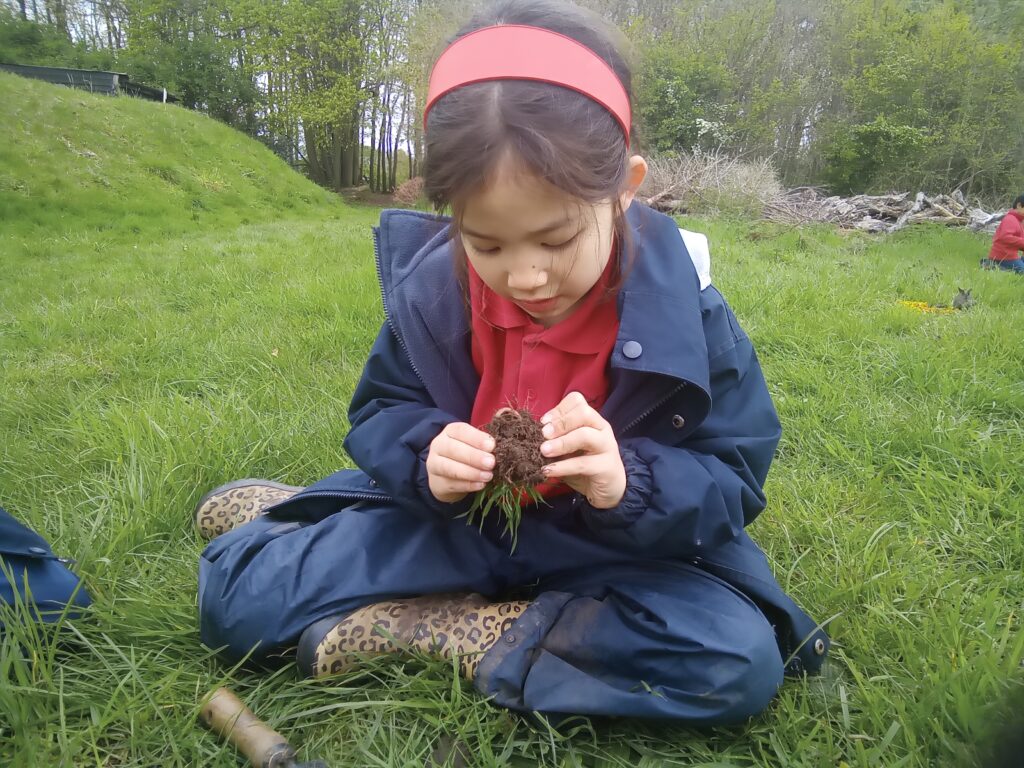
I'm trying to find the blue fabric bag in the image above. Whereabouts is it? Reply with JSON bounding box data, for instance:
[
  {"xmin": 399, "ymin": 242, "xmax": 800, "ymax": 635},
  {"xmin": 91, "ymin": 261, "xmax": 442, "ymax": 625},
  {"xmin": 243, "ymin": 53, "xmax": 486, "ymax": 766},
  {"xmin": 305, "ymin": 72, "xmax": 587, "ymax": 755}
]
[{"xmin": 0, "ymin": 505, "xmax": 91, "ymax": 628}]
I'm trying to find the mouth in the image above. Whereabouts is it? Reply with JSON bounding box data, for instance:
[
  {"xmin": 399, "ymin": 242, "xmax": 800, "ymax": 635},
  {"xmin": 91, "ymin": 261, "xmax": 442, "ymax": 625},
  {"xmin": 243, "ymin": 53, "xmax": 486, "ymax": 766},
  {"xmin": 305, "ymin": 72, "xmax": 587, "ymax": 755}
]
[{"xmin": 513, "ymin": 296, "xmax": 560, "ymax": 312}]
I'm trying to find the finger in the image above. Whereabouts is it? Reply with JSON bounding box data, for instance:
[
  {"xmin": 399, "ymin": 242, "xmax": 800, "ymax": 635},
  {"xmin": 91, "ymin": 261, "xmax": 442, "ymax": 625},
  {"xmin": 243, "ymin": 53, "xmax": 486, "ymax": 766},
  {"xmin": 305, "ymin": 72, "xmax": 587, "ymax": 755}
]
[
  {"xmin": 540, "ymin": 425, "xmax": 608, "ymax": 459},
  {"xmin": 437, "ymin": 436, "xmax": 496, "ymax": 472},
  {"xmin": 541, "ymin": 394, "xmax": 606, "ymax": 439},
  {"xmin": 542, "ymin": 454, "xmax": 607, "ymax": 479},
  {"xmin": 440, "ymin": 478, "xmax": 489, "ymax": 495},
  {"xmin": 429, "ymin": 455, "xmax": 494, "ymax": 484},
  {"xmin": 445, "ymin": 422, "xmax": 496, "ymax": 453},
  {"xmin": 540, "ymin": 391, "xmax": 588, "ymax": 427}
]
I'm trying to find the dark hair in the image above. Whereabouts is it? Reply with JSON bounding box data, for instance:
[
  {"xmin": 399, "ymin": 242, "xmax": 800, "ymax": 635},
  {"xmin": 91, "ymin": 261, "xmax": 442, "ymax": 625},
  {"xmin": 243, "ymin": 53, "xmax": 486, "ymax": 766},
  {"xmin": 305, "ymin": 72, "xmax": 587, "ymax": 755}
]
[
  {"xmin": 1013, "ymin": 194, "xmax": 1024, "ymax": 209},
  {"xmin": 422, "ymin": 0, "xmax": 637, "ymax": 291}
]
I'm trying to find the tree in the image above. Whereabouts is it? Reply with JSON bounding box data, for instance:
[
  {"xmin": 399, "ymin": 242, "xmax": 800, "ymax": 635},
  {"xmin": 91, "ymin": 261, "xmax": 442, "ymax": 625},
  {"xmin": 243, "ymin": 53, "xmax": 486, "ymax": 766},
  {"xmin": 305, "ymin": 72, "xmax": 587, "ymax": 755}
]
[{"xmin": 121, "ymin": 0, "xmax": 258, "ymax": 128}]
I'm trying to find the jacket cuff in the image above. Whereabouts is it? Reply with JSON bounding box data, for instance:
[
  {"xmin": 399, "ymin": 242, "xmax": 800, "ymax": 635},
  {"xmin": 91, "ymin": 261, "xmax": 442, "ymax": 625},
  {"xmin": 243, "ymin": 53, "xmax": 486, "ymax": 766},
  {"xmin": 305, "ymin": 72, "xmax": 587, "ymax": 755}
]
[
  {"xmin": 580, "ymin": 446, "xmax": 653, "ymax": 529},
  {"xmin": 414, "ymin": 444, "xmax": 472, "ymax": 519}
]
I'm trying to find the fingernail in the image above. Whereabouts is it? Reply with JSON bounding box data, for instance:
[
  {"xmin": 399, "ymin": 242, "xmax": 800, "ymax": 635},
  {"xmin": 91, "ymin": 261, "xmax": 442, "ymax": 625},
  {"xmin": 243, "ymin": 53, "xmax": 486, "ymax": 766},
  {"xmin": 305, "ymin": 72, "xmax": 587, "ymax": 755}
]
[
  {"xmin": 483, "ymin": 456, "xmax": 495, "ymax": 468},
  {"xmin": 480, "ymin": 471, "xmax": 493, "ymax": 482},
  {"xmin": 542, "ymin": 424, "xmax": 554, "ymax": 438},
  {"xmin": 540, "ymin": 413, "xmax": 552, "ymax": 424},
  {"xmin": 485, "ymin": 438, "xmax": 495, "ymax": 451},
  {"xmin": 540, "ymin": 442, "xmax": 552, "ymax": 456}
]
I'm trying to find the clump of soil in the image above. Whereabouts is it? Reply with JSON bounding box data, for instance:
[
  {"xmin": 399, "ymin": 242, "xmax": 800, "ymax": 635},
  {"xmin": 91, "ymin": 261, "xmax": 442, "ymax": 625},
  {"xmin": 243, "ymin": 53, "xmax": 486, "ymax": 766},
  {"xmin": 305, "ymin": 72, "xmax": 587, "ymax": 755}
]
[
  {"xmin": 462, "ymin": 408, "xmax": 547, "ymax": 551},
  {"xmin": 484, "ymin": 408, "xmax": 546, "ymax": 488}
]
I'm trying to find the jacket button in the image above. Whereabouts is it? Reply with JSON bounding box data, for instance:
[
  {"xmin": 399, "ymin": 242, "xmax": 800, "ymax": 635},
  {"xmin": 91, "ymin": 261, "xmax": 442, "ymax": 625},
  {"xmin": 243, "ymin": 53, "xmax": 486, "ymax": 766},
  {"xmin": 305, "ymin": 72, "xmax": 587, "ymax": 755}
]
[
  {"xmin": 814, "ymin": 638, "xmax": 826, "ymax": 655},
  {"xmin": 671, "ymin": 414, "xmax": 686, "ymax": 429},
  {"xmin": 622, "ymin": 340, "xmax": 643, "ymax": 359},
  {"xmin": 368, "ymin": 478, "xmax": 377, "ymax": 487}
]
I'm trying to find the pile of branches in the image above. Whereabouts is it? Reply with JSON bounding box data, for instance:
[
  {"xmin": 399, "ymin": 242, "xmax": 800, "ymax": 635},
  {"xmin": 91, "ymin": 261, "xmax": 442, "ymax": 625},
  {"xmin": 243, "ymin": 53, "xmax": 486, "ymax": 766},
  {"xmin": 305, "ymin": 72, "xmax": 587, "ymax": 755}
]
[
  {"xmin": 640, "ymin": 150, "xmax": 783, "ymax": 219},
  {"xmin": 639, "ymin": 151, "xmax": 1005, "ymax": 234},
  {"xmin": 762, "ymin": 189, "xmax": 1004, "ymax": 234}
]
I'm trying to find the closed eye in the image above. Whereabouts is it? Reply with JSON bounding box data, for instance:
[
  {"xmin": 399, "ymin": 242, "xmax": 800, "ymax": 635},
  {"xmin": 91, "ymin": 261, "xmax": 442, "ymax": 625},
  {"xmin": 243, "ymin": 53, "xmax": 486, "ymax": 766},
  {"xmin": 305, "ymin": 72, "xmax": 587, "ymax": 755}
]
[{"xmin": 542, "ymin": 233, "xmax": 580, "ymax": 251}]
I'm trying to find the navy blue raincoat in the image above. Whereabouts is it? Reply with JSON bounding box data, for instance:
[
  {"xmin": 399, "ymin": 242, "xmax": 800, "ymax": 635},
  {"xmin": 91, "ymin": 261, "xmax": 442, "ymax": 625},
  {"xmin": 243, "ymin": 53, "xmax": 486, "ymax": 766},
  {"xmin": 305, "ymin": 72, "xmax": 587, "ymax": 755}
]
[
  {"xmin": 199, "ymin": 204, "xmax": 829, "ymax": 723},
  {"xmin": 1, "ymin": 506, "xmax": 91, "ymax": 628}
]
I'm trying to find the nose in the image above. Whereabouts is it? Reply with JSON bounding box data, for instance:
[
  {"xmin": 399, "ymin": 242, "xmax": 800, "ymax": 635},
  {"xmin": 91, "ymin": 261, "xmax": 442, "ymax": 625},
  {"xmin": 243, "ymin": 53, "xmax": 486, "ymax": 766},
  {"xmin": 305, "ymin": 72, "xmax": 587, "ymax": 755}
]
[{"xmin": 507, "ymin": 262, "xmax": 548, "ymax": 292}]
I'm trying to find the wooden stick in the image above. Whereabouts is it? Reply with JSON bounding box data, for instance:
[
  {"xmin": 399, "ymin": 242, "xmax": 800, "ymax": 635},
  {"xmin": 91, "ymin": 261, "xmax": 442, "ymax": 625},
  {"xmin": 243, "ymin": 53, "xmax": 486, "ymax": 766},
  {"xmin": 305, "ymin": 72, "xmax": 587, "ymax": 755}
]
[{"xmin": 201, "ymin": 687, "xmax": 298, "ymax": 768}]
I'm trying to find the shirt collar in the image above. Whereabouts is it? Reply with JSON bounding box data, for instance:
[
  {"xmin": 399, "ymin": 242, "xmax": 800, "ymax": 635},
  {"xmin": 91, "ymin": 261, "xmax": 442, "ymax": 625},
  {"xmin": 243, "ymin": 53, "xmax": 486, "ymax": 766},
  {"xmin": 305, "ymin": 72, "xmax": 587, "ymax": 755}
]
[{"xmin": 468, "ymin": 255, "xmax": 619, "ymax": 354}]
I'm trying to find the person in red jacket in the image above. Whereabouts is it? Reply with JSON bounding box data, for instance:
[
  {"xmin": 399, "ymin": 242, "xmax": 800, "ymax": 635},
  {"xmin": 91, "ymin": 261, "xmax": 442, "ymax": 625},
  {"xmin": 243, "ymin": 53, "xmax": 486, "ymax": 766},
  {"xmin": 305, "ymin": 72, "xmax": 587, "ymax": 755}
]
[{"xmin": 982, "ymin": 194, "xmax": 1024, "ymax": 274}]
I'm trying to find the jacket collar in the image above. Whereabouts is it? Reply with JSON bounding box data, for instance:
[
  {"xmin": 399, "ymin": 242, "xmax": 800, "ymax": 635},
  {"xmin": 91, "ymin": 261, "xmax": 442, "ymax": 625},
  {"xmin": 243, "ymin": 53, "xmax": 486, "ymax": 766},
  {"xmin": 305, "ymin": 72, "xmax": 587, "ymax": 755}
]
[{"xmin": 373, "ymin": 204, "xmax": 711, "ymax": 424}]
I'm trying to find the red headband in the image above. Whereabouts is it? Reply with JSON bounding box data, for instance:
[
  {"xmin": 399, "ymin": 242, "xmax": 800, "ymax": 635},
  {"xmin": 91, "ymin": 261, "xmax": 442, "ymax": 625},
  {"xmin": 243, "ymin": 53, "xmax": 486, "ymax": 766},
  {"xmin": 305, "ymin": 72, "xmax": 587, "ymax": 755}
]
[{"xmin": 424, "ymin": 24, "xmax": 631, "ymax": 138}]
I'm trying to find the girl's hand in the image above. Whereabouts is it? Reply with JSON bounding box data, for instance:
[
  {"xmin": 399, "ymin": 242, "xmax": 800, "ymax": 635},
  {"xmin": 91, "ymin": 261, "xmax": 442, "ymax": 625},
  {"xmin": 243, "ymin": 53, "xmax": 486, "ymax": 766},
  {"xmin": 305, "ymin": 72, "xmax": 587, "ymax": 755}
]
[
  {"xmin": 426, "ymin": 422, "xmax": 496, "ymax": 503},
  {"xmin": 540, "ymin": 391, "xmax": 626, "ymax": 509}
]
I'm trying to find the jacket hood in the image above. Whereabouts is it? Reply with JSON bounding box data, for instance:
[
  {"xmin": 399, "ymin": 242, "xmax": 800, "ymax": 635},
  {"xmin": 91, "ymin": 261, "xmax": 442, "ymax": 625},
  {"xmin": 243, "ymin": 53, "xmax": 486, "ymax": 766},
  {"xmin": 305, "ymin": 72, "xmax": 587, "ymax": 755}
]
[{"xmin": 372, "ymin": 204, "xmax": 712, "ymax": 429}]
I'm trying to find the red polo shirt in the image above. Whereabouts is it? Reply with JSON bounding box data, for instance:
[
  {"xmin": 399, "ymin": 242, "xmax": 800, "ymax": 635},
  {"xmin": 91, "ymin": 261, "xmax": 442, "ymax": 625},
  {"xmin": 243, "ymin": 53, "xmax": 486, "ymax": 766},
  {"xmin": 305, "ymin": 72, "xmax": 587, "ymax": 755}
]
[
  {"xmin": 468, "ymin": 257, "xmax": 621, "ymax": 498},
  {"xmin": 989, "ymin": 208, "xmax": 1024, "ymax": 261}
]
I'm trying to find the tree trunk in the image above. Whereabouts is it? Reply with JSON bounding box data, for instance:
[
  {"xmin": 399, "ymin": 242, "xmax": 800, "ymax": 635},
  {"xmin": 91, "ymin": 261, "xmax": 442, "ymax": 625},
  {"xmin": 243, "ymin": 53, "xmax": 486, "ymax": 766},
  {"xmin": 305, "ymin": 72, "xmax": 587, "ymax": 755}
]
[
  {"xmin": 399, "ymin": 87, "xmax": 412, "ymax": 183},
  {"xmin": 18, "ymin": 0, "xmax": 27, "ymax": 21},
  {"xmin": 304, "ymin": 123, "xmax": 325, "ymax": 186},
  {"xmin": 389, "ymin": 103, "xmax": 400, "ymax": 191},
  {"xmin": 104, "ymin": 6, "xmax": 114, "ymax": 49},
  {"xmin": 367, "ymin": 88, "xmax": 379, "ymax": 191},
  {"xmin": 340, "ymin": 145, "xmax": 353, "ymax": 188},
  {"xmin": 350, "ymin": 116, "xmax": 360, "ymax": 187},
  {"xmin": 358, "ymin": 121, "xmax": 365, "ymax": 185},
  {"xmin": 50, "ymin": 0, "xmax": 71, "ymax": 40},
  {"xmin": 332, "ymin": 128, "xmax": 343, "ymax": 191},
  {"xmin": 376, "ymin": 76, "xmax": 393, "ymax": 193},
  {"xmin": 405, "ymin": 88, "xmax": 415, "ymax": 180},
  {"xmin": 376, "ymin": 112, "xmax": 387, "ymax": 193}
]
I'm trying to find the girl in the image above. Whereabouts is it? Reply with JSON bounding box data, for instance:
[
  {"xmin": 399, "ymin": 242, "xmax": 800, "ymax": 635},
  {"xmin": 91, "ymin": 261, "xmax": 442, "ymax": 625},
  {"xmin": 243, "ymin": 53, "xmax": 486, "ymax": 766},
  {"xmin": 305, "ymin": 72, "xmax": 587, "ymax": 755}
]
[
  {"xmin": 981, "ymin": 193, "xmax": 1024, "ymax": 273},
  {"xmin": 196, "ymin": 0, "xmax": 828, "ymax": 724}
]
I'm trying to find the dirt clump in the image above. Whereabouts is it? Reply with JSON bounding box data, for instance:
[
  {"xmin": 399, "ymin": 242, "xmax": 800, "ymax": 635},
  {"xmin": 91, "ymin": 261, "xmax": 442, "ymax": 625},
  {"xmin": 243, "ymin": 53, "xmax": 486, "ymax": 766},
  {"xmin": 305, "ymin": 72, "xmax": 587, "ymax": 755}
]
[{"xmin": 483, "ymin": 409, "xmax": 546, "ymax": 488}]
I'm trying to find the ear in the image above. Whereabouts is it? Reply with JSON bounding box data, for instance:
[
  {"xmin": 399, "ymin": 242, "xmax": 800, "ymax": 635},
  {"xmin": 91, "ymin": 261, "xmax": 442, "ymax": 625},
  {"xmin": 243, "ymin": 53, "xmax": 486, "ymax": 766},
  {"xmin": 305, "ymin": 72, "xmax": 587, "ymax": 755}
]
[{"xmin": 618, "ymin": 155, "xmax": 648, "ymax": 211}]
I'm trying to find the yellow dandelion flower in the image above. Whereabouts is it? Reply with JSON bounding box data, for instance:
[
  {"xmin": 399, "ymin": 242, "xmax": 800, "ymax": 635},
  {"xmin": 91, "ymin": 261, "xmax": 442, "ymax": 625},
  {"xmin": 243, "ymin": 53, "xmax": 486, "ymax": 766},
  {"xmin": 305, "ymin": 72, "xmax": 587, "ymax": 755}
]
[{"xmin": 897, "ymin": 300, "xmax": 955, "ymax": 315}]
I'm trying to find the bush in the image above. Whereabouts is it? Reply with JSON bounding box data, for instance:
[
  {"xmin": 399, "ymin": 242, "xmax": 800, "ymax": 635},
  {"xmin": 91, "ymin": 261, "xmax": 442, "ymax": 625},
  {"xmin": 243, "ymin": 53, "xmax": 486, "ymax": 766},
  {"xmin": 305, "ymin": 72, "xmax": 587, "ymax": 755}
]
[
  {"xmin": 819, "ymin": 117, "xmax": 932, "ymax": 195},
  {"xmin": 0, "ymin": 9, "xmax": 116, "ymax": 70}
]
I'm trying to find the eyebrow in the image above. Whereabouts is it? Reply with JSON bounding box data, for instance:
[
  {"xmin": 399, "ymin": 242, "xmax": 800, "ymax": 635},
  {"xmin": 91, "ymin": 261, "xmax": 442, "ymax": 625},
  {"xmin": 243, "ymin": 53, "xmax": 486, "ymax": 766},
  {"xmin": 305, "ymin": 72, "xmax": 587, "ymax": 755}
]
[{"xmin": 461, "ymin": 218, "xmax": 576, "ymax": 240}]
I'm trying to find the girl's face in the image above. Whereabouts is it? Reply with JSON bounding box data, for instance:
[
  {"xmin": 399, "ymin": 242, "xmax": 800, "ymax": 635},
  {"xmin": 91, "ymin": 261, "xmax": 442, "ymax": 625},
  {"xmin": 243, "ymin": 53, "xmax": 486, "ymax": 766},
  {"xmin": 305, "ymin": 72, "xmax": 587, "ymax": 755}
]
[{"xmin": 459, "ymin": 154, "xmax": 647, "ymax": 327}]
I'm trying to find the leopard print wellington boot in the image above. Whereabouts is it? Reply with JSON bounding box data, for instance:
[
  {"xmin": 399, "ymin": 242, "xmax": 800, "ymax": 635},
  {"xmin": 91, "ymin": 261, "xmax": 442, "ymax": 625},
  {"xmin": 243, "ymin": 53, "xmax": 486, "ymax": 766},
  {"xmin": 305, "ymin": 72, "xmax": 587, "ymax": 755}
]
[
  {"xmin": 296, "ymin": 593, "xmax": 530, "ymax": 681},
  {"xmin": 193, "ymin": 479, "xmax": 303, "ymax": 540}
]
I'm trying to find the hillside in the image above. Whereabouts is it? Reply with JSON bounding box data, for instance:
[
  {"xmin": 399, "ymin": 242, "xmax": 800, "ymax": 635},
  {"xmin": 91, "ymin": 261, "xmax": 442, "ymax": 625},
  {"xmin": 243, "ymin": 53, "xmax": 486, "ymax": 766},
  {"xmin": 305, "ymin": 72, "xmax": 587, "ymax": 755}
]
[{"xmin": 0, "ymin": 72, "xmax": 340, "ymax": 240}]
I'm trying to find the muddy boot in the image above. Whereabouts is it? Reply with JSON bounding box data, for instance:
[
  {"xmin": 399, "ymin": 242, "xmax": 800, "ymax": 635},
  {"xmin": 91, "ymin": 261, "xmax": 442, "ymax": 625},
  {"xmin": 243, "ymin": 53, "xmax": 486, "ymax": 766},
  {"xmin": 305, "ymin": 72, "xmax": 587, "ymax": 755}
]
[
  {"xmin": 296, "ymin": 593, "xmax": 529, "ymax": 681},
  {"xmin": 193, "ymin": 479, "xmax": 303, "ymax": 540}
]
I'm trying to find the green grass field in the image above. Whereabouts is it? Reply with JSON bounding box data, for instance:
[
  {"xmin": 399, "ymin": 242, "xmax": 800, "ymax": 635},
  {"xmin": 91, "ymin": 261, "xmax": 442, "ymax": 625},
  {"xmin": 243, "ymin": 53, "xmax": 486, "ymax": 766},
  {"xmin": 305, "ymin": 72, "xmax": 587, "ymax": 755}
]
[{"xmin": 1, "ymin": 73, "xmax": 1022, "ymax": 767}]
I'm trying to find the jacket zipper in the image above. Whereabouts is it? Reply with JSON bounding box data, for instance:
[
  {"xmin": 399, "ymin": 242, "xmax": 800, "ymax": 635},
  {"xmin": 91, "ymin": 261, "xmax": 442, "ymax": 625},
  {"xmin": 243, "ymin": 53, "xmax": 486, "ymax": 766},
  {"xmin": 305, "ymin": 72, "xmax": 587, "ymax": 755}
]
[
  {"xmin": 289, "ymin": 490, "xmax": 391, "ymax": 501},
  {"xmin": 262, "ymin": 488, "xmax": 393, "ymax": 516},
  {"xmin": 621, "ymin": 383, "xmax": 686, "ymax": 434},
  {"xmin": 373, "ymin": 227, "xmax": 428, "ymax": 388}
]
